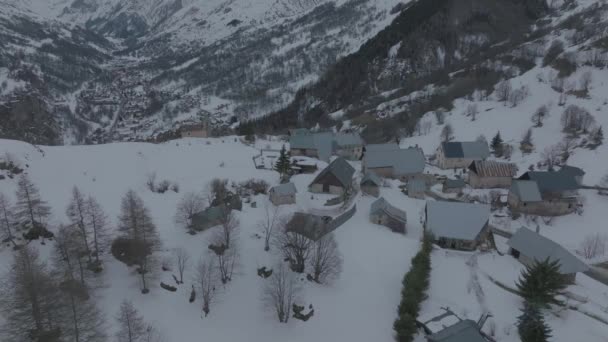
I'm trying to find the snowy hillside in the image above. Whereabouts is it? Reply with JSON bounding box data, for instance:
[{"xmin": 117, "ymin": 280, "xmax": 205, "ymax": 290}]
[{"xmin": 0, "ymin": 0, "xmax": 406, "ymax": 144}]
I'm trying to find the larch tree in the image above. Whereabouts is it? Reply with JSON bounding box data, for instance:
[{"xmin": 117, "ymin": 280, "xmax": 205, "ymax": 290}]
[
  {"xmin": 54, "ymin": 224, "xmax": 89, "ymax": 288},
  {"xmin": 174, "ymin": 247, "xmax": 190, "ymax": 284},
  {"xmin": 86, "ymin": 195, "xmax": 110, "ymax": 270},
  {"xmin": 115, "ymin": 301, "xmax": 147, "ymax": 342},
  {"xmin": 0, "ymin": 192, "xmax": 17, "ymax": 247},
  {"xmin": 0, "ymin": 245, "xmax": 65, "ymax": 342},
  {"xmin": 117, "ymin": 190, "xmax": 161, "ymax": 294},
  {"xmin": 14, "ymin": 174, "xmax": 51, "ymax": 230},
  {"xmin": 67, "ymin": 186, "xmax": 93, "ymax": 264}
]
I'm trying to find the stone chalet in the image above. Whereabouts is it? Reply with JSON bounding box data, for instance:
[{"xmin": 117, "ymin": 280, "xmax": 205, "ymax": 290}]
[
  {"xmin": 369, "ymin": 197, "xmax": 407, "ymax": 234},
  {"xmin": 436, "ymin": 141, "xmax": 490, "ymax": 169},
  {"xmin": 507, "ymin": 228, "xmax": 589, "ymax": 284},
  {"xmin": 424, "ymin": 201, "xmax": 491, "ymax": 251},
  {"xmin": 360, "ymin": 172, "xmax": 382, "ymax": 197},
  {"xmin": 508, "ymin": 168, "xmax": 581, "ymax": 216},
  {"xmin": 309, "ymin": 157, "xmax": 355, "ymax": 196},
  {"xmin": 289, "ymin": 129, "xmax": 364, "ymax": 161},
  {"xmin": 269, "ymin": 182, "xmax": 297, "ymax": 206},
  {"xmin": 362, "ymin": 144, "xmax": 426, "ymax": 181},
  {"xmin": 468, "ymin": 160, "xmax": 517, "ymax": 189},
  {"xmin": 180, "ymin": 121, "xmax": 210, "ymax": 138}
]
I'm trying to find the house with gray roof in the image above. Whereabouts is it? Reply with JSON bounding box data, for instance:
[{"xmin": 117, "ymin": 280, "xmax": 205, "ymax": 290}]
[
  {"xmin": 558, "ymin": 165, "xmax": 585, "ymax": 185},
  {"xmin": 360, "ymin": 172, "xmax": 382, "ymax": 197},
  {"xmin": 427, "ymin": 320, "xmax": 489, "ymax": 342},
  {"xmin": 436, "ymin": 141, "xmax": 490, "ymax": 169},
  {"xmin": 369, "ymin": 197, "xmax": 407, "ymax": 233},
  {"xmin": 509, "ymin": 170, "xmax": 580, "ymax": 216},
  {"xmin": 309, "ymin": 157, "xmax": 355, "ymax": 195},
  {"xmin": 362, "ymin": 147, "xmax": 426, "ymax": 181},
  {"xmin": 442, "ymin": 178, "xmax": 466, "ymax": 194},
  {"xmin": 289, "ymin": 129, "xmax": 364, "ymax": 161},
  {"xmin": 364, "ymin": 143, "xmax": 400, "ymax": 153},
  {"xmin": 407, "ymin": 179, "xmax": 427, "ymax": 199},
  {"xmin": 468, "ymin": 160, "xmax": 517, "ymax": 188},
  {"xmin": 190, "ymin": 206, "xmax": 227, "ymax": 232},
  {"xmin": 424, "ymin": 201, "xmax": 491, "ymax": 251},
  {"xmin": 269, "ymin": 182, "xmax": 297, "ymax": 206},
  {"xmin": 507, "ymin": 228, "xmax": 589, "ymax": 283}
]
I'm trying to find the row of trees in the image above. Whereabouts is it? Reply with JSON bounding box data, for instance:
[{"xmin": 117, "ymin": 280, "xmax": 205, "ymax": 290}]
[{"xmin": 393, "ymin": 235, "xmax": 433, "ymax": 342}]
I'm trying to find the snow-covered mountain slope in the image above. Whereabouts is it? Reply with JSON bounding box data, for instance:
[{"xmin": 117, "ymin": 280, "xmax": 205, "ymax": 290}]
[{"xmin": 1, "ymin": 0, "xmax": 406, "ymax": 144}]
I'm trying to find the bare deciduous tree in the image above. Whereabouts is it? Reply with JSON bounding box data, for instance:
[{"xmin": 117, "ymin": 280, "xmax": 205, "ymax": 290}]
[
  {"xmin": 579, "ymin": 71, "xmax": 592, "ymax": 92},
  {"xmin": 195, "ymin": 258, "xmax": 218, "ymax": 317},
  {"xmin": 258, "ymin": 203, "xmax": 281, "ymax": 252},
  {"xmin": 495, "ymin": 80, "xmax": 512, "ymax": 104},
  {"xmin": 54, "ymin": 224, "xmax": 89, "ymax": 287},
  {"xmin": 217, "ymin": 209, "xmax": 239, "ymax": 250},
  {"xmin": 541, "ymin": 145, "xmax": 561, "ymax": 171},
  {"xmin": 174, "ymin": 248, "xmax": 190, "ymax": 284},
  {"xmin": 532, "ymin": 104, "xmax": 548, "ymax": 127},
  {"xmin": 308, "ymin": 234, "xmax": 343, "ymax": 284},
  {"xmin": 440, "ymin": 124, "xmax": 454, "ymax": 143},
  {"xmin": 464, "ymin": 104, "xmax": 479, "ymax": 121},
  {"xmin": 274, "ymin": 220, "xmax": 313, "ymax": 273},
  {"xmin": 561, "ymin": 105, "xmax": 595, "ymax": 134},
  {"xmin": 209, "ymin": 233, "xmax": 239, "ymax": 285},
  {"xmin": 0, "ymin": 192, "xmax": 17, "ymax": 247},
  {"xmin": 174, "ymin": 192, "xmax": 205, "ymax": 230},
  {"xmin": 578, "ymin": 233, "xmax": 608, "ymax": 259},
  {"xmin": 262, "ymin": 262, "xmax": 301, "ymax": 323},
  {"xmin": 434, "ymin": 110, "xmax": 445, "ymax": 125}
]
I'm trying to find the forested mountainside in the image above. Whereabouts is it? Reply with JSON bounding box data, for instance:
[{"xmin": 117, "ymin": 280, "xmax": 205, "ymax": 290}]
[
  {"xmin": 243, "ymin": 0, "xmax": 552, "ymax": 140},
  {"xmin": 0, "ymin": 0, "xmax": 405, "ymax": 145}
]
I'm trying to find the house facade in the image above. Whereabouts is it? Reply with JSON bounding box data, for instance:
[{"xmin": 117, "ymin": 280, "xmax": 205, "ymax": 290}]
[
  {"xmin": 424, "ymin": 201, "xmax": 491, "ymax": 251},
  {"xmin": 436, "ymin": 141, "xmax": 490, "ymax": 169},
  {"xmin": 507, "ymin": 228, "xmax": 589, "ymax": 284},
  {"xmin": 369, "ymin": 197, "xmax": 407, "ymax": 234},
  {"xmin": 468, "ymin": 160, "xmax": 517, "ymax": 188},
  {"xmin": 362, "ymin": 146, "xmax": 427, "ymax": 181},
  {"xmin": 360, "ymin": 172, "xmax": 381, "ymax": 197},
  {"xmin": 309, "ymin": 157, "xmax": 355, "ymax": 195},
  {"xmin": 289, "ymin": 129, "xmax": 364, "ymax": 161},
  {"xmin": 509, "ymin": 170, "xmax": 580, "ymax": 216},
  {"xmin": 269, "ymin": 182, "xmax": 297, "ymax": 206}
]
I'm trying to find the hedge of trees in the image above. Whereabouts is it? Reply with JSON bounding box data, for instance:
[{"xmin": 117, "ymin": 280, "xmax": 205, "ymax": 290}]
[{"xmin": 393, "ymin": 235, "xmax": 433, "ymax": 342}]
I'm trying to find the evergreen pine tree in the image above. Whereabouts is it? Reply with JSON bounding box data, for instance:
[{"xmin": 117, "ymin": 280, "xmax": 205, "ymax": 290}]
[
  {"xmin": 491, "ymin": 131, "xmax": 504, "ymax": 156},
  {"xmin": 516, "ymin": 258, "xmax": 568, "ymax": 308},
  {"xmin": 517, "ymin": 302, "xmax": 552, "ymax": 342},
  {"xmin": 274, "ymin": 145, "xmax": 291, "ymax": 179}
]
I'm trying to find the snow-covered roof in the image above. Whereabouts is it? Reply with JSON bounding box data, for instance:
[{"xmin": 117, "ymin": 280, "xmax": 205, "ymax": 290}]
[
  {"xmin": 519, "ymin": 171, "xmax": 579, "ymax": 193},
  {"xmin": 428, "ymin": 320, "xmax": 487, "ymax": 342},
  {"xmin": 468, "ymin": 160, "xmax": 517, "ymax": 178},
  {"xmin": 507, "ymin": 228, "xmax": 589, "ymax": 274},
  {"xmin": 425, "ymin": 201, "xmax": 490, "ymax": 241},
  {"xmin": 370, "ymin": 197, "xmax": 407, "ymax": 222},
  {"xmin": 270, "ymin": 182, "xmax": 296, "ymax": 196},
  {"xmin": 444, "ymin": 178, "xmax": 466, "ymax": 188},
  {"xmin": 364, "ymin": 147, "xmax": 425, "ymax": 176},
  {"xmin": 365, "ymin": 143, "xmax": 400, "ymax": 152},
  {"xmin": 510, "ymin": 180, "xmax": 542, "ymax": 202},
  {"xmin": 289, "ymin": 131, "xmax": 362, "ymax": 161},
  {"xmin": 559, "ymin": 165, "xmax": 585, "ymax": 177},
  {"xmin": 361, "ymin": 172, "xmax": 382, "ymax": 186},
  {"xmin": 441, "ymin": 142, "xmax": 490, "ymax": 159},
  {"xmin": 334, "ymin": 132, "xmax": 363, "ymax": 147},
  {"xmin": 407, "ymin": 179, "xmax": 426, "ymax": 193}
]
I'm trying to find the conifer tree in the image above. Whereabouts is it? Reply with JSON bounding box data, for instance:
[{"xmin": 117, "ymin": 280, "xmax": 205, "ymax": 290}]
[
  {"xmin": 516, "ymin": 258, "xmax": 568, "ymax": 309},
  {"xmin": 274, "ymin": 145, "xmax": 291, "ymax": 179},
  {"xmin": 0, "ymin": 192, "xmax": 17, "ymax": 246},
  {"xmin": 520, "ymin": 128, "xmax": 534, "ymax": 153},
  {"xmin": 517, "ymin": 302, "xmax": 552, "ymax": 342},
  {"xmin": 491, "ymin": 131, "xmax": 504, "ymax": 156}
]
